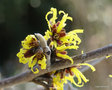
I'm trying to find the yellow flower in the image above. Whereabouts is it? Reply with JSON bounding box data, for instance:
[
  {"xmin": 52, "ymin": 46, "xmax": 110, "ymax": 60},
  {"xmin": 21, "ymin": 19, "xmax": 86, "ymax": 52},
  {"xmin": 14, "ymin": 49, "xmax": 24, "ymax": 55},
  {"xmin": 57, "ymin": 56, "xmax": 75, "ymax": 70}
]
[
  {"xmin": 16, "ymin": 7, "xmax": 96, "ymax": 90},
  {"xmin": 44, "ymin": 7, "xmax": 83, "ymax": 64},
  {"xmin": 52, "ymin": 63, "xmax": 95, "ymax": 90},
  {"xmin": 44, "ymin": 8, "xmax": 95, "ymax": 89},
  {"xmin": 17, "ymin": 35, "xmax": 47, "ymax": 74},
  {"xmin": 44, "ymin": 7, "xmax": 83, "ymax": 49}
]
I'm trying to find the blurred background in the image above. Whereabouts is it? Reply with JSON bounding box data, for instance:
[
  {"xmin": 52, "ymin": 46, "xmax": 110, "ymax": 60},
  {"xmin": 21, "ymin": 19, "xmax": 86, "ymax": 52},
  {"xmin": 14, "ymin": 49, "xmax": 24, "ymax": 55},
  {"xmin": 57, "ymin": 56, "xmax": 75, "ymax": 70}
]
[{"xmin": 0, "ymin": 0, "xmax": 112, "ymax": 90}]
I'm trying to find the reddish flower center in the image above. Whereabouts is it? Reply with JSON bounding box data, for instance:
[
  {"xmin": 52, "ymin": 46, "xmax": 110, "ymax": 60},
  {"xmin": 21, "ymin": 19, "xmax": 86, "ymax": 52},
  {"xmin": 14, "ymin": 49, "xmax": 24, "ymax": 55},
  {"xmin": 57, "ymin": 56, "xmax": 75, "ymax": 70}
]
[{"xmin": 51, "ymin": 22, "xmax": 66, "ymax": 45}]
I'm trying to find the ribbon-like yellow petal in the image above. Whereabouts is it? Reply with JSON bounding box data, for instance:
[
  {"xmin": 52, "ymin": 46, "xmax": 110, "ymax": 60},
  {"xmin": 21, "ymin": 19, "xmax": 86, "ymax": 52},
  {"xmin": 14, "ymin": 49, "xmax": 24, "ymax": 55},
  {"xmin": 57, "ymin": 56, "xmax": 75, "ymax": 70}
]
[
  {"xmin": 57, "ymin": 10, "xmax": 73, "ymax": 33},
  {"xmin": 79, "ymin": 63, "xmax": 96, "ymax": 72},
  {"xmin": 38, "ymin": 56, "xmax": 47, "ymax": 69},
  {"xmin": 56, "ymin": 53, "xmax": 73, "ymax": 64},
  {"xmin": 45, "ymin": 7, "xmax": 57, "ymax": 31}
]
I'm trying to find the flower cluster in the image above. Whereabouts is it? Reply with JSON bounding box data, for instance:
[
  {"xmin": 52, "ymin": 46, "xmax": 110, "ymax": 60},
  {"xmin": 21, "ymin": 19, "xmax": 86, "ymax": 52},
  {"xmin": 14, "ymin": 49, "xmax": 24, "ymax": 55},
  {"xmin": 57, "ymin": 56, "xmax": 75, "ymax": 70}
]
[
  {"xmin": 44, "ymin": 8, "xmax": 83, "ymax": 64},
  {"xmin": 44, "ymin": 8, "xmax": 95, "ymax": 90},
  {"xmin": 17, "ymin": 35, "xmax": 47, "ymax": 74},
  {"xmin": 17, "ymin": 7, "xmax": 96, "ymax": 90},
  {"xmin": 52, "ymin": 63, "xmax": 95, "ymax": 90}
]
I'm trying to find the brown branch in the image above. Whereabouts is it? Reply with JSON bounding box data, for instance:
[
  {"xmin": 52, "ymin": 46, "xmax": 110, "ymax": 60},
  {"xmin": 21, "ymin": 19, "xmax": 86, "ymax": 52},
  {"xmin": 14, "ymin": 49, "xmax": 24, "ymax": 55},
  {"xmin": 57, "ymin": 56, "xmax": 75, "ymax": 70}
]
[
  {"xmin": 0, "ymin": 44, "xmax": 112, "ymax": 88},
  {"xmin": 32, "ymin": 75, "xmax": 52, "ymax": 89},
  {"xmin": 32, "ymin": 79, "xmax": 49, "ymax": 90}
]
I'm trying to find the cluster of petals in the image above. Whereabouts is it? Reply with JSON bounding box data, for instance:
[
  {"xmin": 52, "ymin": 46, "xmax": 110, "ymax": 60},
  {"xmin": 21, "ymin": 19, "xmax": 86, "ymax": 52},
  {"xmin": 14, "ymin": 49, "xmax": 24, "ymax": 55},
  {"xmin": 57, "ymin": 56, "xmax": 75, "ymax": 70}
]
[
  {"xmin": 17, "ymin": 7, "xmax": 96, "ymax": 90},
  {"xmin": 44, "ymin": 7, "xmax": 83, "ymax": 64},
  {"xmin": 17, "ymin": 35, "xmax": 47, "ymax": 74},
  {"xmin": 44, "ymin": 8, "xmax": 96, "ymax": 90}
]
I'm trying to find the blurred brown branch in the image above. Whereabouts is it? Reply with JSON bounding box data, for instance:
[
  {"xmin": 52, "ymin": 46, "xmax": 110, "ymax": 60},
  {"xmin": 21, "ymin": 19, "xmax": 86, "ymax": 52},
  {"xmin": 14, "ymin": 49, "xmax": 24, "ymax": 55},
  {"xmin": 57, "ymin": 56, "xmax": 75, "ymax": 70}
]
[{"xmin": 0, "ymin": 44, "xmax": 112, "ymax": 89}]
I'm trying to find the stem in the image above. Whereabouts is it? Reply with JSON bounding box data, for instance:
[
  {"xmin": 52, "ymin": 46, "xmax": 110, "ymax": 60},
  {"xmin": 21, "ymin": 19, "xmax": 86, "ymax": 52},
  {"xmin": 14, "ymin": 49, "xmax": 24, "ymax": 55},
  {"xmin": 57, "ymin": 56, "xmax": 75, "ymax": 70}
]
[
  {"xmin": 0, "ymin": 44, "xmax": 112, "ymax": 88},
  {"xmin": 32, "ymin": 79, "xmax": 49, "ymax": 90}
]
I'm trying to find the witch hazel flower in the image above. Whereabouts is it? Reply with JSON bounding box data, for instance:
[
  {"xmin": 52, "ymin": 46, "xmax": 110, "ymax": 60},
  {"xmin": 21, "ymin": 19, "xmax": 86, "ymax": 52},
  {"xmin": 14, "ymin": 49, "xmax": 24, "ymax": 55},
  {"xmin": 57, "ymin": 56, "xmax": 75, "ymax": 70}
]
[
  {"xmin": 17, "ymin": 7, "xmax": 96, "ymax": 90},
  {"xmin": 17, "ymin": 35, "xmax": 47, "ymax": 74},
  {"xmin": 44, "ymin": 8, "xmax": 83, "ymax": 64},
  {"xmin": 44, "ymin": 7, "xmax": 95, "ymax": 90}
]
